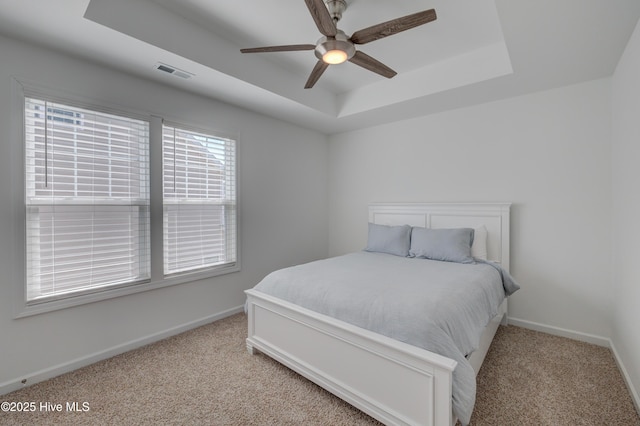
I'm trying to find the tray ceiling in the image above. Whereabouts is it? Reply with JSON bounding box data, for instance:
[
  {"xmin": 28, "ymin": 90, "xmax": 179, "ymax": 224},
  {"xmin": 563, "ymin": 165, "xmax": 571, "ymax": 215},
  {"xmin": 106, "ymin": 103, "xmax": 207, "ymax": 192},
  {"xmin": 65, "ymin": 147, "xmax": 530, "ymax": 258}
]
[{"xmin": 0, "ymin": 0, "xmax": 639, "ymax": 134}]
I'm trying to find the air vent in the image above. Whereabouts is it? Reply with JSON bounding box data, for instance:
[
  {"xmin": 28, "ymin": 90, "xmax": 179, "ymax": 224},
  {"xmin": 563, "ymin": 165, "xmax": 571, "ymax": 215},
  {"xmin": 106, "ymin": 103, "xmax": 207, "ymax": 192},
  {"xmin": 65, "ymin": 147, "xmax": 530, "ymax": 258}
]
[{"xmin": 155, "ymin": 62, "xmax": 194, "ymax": 80}]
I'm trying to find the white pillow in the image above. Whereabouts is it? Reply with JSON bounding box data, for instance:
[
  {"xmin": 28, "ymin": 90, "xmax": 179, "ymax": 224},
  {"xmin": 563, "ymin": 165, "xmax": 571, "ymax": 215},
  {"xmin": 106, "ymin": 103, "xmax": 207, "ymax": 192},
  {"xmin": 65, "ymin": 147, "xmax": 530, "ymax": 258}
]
[{"xmin": 471, "ymin": 225, "xmax": 488, "ymax": 260}]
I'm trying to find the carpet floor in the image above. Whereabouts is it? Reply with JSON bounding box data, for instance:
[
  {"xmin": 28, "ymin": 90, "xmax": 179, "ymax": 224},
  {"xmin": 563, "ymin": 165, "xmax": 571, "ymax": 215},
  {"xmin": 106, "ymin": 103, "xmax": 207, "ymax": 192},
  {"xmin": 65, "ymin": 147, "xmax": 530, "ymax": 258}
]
[{"xmin": 1, "ymin": 313, "xmax": 638, "ymax": 425}]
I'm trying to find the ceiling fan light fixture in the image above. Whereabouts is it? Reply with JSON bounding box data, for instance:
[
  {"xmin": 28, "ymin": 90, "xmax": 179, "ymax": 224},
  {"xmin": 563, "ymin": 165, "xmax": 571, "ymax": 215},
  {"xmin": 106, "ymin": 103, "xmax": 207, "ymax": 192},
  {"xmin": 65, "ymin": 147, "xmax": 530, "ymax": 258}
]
[{"xmin": 323, "ymin": 49, "xmax": 348, "ymax": 64}]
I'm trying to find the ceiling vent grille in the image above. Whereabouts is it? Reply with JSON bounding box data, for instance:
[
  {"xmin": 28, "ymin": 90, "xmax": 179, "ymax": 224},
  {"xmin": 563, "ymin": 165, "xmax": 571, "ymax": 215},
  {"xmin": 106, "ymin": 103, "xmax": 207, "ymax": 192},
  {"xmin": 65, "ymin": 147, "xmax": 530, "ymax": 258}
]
[{"xmin": 155, "ymin": 62, "xmax": 194, "ymax": 79}]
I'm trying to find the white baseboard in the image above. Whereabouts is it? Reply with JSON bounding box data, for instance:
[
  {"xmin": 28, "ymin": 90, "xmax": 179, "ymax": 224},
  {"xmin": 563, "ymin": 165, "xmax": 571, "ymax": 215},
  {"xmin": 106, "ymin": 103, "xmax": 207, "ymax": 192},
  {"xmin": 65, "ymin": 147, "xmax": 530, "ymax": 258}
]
[
  {"xmin": 508, "ymin": 316, "xmax": 640, "ymax": 415},
  {"xmin": 507, "ymin": 316, "xmax": 610, "ymax": 347},
  {"xmin": 0, "ymin": 305, "xmax": 244, "ymax": 396},
  {"xmin": 609, "ymin": 340, "xmax": 640, "ymax": 416}
]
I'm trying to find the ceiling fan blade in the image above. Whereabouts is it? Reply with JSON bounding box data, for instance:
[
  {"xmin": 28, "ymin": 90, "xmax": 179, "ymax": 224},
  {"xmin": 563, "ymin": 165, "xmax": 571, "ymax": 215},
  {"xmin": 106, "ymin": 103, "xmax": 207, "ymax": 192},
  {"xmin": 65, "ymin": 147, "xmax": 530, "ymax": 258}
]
[
  {"xmin": 304, "ymin": 0, "xmax": 337, "ymax": 37},
  {"xmin": 304, "ymin": 60, "xmax": 330, "ymax": 89},
  {"xmin": 349, "ymin": 9, "xmax": 437, "ymax": 45},
  {"xmin": 348, "ymin": 51, "xmax": 397, "ymax": 78},
  {"xmin": 241, "ymin": 44, "xmax": 316, "ymax": 53}
]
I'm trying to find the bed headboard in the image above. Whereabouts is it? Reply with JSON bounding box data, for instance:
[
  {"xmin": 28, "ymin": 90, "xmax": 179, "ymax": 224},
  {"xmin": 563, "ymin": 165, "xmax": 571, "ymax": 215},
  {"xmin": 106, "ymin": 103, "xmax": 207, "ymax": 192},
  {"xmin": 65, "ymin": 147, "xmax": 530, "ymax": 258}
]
[{"xmin": 369, "ymin": 203, "xmax": 511, "ymax": 271}]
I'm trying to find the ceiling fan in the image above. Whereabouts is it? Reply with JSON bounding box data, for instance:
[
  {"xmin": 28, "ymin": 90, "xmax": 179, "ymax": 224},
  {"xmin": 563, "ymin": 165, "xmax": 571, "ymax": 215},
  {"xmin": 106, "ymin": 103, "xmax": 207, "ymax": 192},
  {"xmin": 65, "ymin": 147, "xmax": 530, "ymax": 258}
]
[{"xmin": 240, "ymin": 0, "xmax": 437, "ymax": 89}]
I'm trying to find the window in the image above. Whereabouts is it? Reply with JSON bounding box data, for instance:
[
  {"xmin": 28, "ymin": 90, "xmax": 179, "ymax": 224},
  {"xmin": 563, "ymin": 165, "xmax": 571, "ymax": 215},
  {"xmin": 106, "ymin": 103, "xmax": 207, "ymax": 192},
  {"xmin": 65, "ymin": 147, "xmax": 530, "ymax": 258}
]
[
  {"xmin": 24, "ymin": 98, "xmax": 150, "ymax": 303},
  {"xmin": 162, "ymin": 124, "xmax": 237, "ymax": 276},
  {"xmin": 18, "ymin": 88, "xmax": 240, "ymax": 315}
]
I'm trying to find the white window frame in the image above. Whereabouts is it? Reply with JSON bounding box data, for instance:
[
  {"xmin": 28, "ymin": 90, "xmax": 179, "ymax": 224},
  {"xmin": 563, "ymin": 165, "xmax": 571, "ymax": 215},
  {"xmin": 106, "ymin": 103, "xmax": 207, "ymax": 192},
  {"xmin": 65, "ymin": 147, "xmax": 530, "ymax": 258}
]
[
  {"xmin": 23, "ymin": 97, "xmax": 152, "ymax": 304},
  {"xmin": 162, "ymin": 121, "xmax": 238, "ymax": 278},
  {"xmin": 11, "ymin": 80, "xmax": 240, "ymax": 318}
]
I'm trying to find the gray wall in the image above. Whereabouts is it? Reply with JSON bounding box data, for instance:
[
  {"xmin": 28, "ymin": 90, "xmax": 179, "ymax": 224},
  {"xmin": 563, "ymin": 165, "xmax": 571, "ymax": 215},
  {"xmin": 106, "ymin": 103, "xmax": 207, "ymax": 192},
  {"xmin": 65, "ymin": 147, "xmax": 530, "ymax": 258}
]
[{"xmin": 612, "ymin": 17, "xmax": 640, "ymax": 410}]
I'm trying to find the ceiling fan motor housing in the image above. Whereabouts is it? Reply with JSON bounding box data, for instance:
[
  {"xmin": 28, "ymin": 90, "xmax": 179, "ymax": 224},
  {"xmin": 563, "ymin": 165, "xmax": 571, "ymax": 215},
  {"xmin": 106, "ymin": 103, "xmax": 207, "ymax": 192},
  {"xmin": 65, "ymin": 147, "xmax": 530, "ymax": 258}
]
[{"xmin": 315, "ymin": 30, "xmax": 356, "ymax": 63}]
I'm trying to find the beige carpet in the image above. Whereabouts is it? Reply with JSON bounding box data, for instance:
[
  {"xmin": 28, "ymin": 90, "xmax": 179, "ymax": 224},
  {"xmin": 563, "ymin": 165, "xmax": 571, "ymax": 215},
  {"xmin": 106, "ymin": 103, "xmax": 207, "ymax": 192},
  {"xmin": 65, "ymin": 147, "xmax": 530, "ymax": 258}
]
[{"xmin": 1, "ymin": 313, "xmax": 638, "ymax": 426}]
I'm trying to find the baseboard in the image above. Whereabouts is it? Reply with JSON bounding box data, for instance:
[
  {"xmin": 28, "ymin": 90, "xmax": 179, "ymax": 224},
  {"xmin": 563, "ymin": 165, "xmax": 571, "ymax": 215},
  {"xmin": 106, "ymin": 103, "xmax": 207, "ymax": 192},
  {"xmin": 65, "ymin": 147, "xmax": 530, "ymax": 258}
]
[
  {"xmin": 507, "ymin": 316, "xmax": 610, "ymax": 347},
  {"xmin": 609, "ymin": 340, "xmax": 640, "ymax": 416},
  {"xmin": 0, "ymin": 305, "xmax": 244, "ymax": 396}
]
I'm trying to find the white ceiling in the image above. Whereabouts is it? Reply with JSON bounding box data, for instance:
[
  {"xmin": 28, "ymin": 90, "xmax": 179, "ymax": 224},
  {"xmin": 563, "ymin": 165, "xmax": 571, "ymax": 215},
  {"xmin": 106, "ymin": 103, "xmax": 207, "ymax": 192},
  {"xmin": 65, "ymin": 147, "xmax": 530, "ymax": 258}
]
[{"xmin": 0, "ymin": 0, "xmax": 639, "ymax": 134}]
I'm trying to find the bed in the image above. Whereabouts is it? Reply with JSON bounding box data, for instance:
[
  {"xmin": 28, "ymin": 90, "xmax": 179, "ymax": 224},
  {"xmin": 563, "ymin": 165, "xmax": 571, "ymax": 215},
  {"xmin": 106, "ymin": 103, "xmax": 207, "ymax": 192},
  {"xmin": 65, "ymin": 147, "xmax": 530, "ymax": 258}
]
[{"xmin": 244, "ymin": 203, "xmax": 516, "ymax": 426}]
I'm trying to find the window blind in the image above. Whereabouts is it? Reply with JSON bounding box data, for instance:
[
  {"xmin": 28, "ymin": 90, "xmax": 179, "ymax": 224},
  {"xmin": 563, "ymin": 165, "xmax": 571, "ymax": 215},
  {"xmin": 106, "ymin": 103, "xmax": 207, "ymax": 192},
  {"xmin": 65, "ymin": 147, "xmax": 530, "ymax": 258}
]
[
  {"xmin": 162, "ymin": 124, "xmax": 237, "ymax": 276},
  {"xmin": 24, "ymin": 97, "xmax": 150, "ymax": 303}
]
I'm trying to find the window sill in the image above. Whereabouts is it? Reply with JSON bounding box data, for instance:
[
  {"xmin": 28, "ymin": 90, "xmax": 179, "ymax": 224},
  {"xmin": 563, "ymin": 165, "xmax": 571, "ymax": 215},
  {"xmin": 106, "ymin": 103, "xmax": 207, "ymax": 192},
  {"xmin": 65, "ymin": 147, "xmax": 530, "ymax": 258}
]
[{"xmin": 14, "ymin": 264, "xmax": 240, "ymax": 319}]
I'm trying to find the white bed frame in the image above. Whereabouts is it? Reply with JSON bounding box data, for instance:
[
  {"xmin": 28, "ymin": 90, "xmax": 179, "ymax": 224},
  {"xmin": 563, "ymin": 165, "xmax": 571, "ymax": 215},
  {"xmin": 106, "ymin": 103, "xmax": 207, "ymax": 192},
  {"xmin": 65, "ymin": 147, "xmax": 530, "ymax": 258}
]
[{"xmin": 245, "ymin": 203, "xmax": 511, "ymax": 426}]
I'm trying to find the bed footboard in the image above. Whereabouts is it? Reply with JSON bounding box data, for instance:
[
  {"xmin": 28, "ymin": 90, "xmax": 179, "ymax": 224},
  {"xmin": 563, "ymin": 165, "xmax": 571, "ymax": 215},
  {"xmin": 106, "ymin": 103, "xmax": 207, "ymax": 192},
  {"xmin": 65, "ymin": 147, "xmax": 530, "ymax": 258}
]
[{"xmin": 245, "ymin": 289, "xmax": 457, "ymax": 426}]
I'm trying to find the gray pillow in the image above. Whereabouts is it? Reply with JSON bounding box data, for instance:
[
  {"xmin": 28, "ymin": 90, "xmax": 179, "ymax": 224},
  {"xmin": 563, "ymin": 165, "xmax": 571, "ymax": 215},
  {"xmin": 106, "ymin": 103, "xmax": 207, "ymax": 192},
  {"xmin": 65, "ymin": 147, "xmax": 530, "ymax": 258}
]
[
  {"xmin": 365, "ymin": 223, "xmax": 411, "ymax": 257},
  {"xmin": 409, "ymin": 227, "xmax": 475, "ymax": 263}
]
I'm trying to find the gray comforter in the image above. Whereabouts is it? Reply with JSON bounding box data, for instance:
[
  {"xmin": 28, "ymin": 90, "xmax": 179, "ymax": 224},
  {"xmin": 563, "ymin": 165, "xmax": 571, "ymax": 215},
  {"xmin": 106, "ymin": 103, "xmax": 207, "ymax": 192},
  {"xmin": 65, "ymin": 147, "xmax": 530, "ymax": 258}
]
[{"xmin": 251, "ymin": 251, "xmax": 519, "ymax": 425}]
